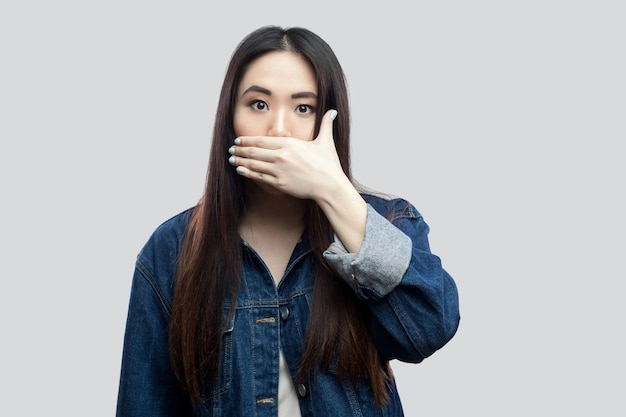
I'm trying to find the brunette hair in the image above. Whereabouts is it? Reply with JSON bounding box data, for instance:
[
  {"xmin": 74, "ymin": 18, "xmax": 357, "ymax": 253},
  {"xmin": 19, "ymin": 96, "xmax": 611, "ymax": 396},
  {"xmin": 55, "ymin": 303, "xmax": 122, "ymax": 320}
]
[{"xmin": 169, "ymin": 25, "xmax": 390, "ymax": 407}]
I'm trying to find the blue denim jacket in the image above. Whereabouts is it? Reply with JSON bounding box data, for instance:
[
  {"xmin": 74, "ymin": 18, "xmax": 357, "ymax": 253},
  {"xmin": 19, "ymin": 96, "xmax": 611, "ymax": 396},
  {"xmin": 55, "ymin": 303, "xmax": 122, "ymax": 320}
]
[{"xmin": 116, "ymin": 193, "xmax": 460, "ymax": 417}]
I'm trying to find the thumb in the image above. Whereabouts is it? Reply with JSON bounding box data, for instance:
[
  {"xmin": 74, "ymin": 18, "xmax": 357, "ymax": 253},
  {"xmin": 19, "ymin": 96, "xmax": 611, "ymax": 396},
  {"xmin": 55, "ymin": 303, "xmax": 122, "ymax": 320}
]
[{"xmin": 316, "ymin": 109, "xmax": 337, "ymax": 141}]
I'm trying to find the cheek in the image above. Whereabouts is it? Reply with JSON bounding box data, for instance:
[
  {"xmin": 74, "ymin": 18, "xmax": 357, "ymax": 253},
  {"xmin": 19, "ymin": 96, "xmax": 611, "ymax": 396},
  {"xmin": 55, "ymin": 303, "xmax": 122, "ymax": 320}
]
[
  {"xmin": 233, "ymin": 110, "xmax": 253, "ymax": 137},
  {"xmin": 233, "ymin": 103, "xmax": 269, "ymax": 137},
  {"xmin": 294, "ymin": 120, "xmax": 316, "ymax": 141}
]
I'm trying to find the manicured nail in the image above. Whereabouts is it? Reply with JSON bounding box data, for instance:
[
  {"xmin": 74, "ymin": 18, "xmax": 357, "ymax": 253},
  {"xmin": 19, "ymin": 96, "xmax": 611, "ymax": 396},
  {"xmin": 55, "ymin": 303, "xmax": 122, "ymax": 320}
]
[
  {"xmin": 228, "ymin": 156, "xmax": 235, "ymax": 165},
  {"xmin": 228, "ymin": 146, "xmax": 236, "ymax": 155},
  {"xmin": 236, "ymin": 166, "xmax": 245, "ymax": 174},
  {"xmin": 330, "ymin": 110, "xmax": 338, "ymax": 120},
  {"xmin": 234, "ymin": 138, "xmax": 241, "ymax": 145}
]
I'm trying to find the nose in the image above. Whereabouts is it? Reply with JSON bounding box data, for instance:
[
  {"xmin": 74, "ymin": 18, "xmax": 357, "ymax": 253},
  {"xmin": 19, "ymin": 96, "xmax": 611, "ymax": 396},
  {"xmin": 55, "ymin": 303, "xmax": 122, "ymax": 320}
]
[{"xmin": 266, "ymin": 109, "xmax": 291, "ymax": 137}]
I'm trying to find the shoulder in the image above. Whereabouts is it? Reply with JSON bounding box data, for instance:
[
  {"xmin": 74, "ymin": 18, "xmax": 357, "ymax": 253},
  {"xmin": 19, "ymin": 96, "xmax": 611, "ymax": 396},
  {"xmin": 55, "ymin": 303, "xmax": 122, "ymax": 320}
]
[
  {"xmin": 136, "ymin": 207, "xmax": 195, "ymax": 275},
  {"xmin": 356, "ymin": 184, "xmax": 423, "ymax": 221},
  {"xmin": 147, "ymin": 207, "xmax": 195, "ymax": 246}
]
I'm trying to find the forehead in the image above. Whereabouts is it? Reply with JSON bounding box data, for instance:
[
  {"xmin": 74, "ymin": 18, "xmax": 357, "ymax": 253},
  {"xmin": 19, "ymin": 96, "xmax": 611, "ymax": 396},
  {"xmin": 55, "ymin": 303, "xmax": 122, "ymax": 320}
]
[{"xmin": 238, "ymin": 51, "xmax": 317, "ymax": 95}]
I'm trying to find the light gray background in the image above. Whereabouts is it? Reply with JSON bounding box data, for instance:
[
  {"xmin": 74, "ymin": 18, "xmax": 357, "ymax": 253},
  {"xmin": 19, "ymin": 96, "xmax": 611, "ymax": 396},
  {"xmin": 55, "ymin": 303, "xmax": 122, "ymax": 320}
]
[{"xmin": 1, "ymin": 1, "xmax": 624, "ymax": 416}]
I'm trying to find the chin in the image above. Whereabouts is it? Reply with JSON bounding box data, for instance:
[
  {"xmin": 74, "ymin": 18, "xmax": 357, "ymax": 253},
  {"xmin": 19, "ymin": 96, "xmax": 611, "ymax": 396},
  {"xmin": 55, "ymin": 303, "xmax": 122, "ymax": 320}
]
[{"xmin": 248, "ymin": 179, "xmax": 287, "ymax": 197}]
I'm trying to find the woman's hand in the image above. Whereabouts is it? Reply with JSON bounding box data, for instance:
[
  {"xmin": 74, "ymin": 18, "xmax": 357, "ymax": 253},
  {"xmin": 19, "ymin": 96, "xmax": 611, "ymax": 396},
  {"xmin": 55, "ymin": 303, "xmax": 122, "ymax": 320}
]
[{"xmin": 228, "ymin": 109, "xmax": 344, "ymax": 200}]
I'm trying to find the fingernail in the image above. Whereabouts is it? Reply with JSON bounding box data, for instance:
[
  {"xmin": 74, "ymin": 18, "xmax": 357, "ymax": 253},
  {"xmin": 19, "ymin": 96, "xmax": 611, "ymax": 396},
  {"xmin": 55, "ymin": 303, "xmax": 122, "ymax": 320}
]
[
  {"xmin": 330, "ymin": 110, "xmax": 338, "ymax": 120},
  {"xmin": 228, "ymin": 156, "xmax": 235, "ymax": 165},
  {"xmin": 234, "ymin": 138, "xmax": 241, "ymax": 145},
  {"xmin": 236, "ymin": 166, "xmax": 245, "ymax": 174},
  {"xmin": 228, "ymin": 146, "xmax": 236, "ymax": 155}
]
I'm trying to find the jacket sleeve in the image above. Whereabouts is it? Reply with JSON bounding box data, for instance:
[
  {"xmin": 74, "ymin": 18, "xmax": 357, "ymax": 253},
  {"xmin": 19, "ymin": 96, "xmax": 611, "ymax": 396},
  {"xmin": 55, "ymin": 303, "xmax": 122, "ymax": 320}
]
[
  {"xmin": 323, "ymin": 201, "xmax": 460, "ymax": 363},
  {"xmin": 116, "ymin": 257, "xmax": 189, "ymax": 416}
]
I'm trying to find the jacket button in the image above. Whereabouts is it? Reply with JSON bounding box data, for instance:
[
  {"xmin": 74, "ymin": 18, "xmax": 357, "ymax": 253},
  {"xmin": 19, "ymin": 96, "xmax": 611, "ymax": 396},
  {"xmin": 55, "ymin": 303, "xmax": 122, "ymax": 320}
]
[
  {"xmin": 281, "ymin": 307, "xmax": 290, "ymax": 320},
  {"xmin": 297, "ymin": 384, "xmax": 307, "ymax": 397}
]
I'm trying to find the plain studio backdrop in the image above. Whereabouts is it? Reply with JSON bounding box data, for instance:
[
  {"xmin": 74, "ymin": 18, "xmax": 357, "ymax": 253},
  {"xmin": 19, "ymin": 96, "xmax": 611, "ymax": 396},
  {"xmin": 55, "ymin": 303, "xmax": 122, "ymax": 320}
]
[{"xmin": 1, "ymin": 1, "xmax": 624, "ymax": 416}]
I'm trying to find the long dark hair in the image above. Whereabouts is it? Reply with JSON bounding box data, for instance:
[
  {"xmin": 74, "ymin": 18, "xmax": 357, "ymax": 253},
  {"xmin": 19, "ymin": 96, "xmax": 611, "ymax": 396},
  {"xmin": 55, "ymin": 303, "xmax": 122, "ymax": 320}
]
[{"xmin": 169, "ymin": 25, "xmax": 390, "ymax": 407}]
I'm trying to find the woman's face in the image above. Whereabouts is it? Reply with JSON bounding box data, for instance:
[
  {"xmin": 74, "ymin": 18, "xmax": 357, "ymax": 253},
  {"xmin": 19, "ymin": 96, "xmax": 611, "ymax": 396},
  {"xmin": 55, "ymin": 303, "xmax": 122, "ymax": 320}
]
[{"xmin": 234, "ymin": 51, "xmax": 318, "ymax": 141}]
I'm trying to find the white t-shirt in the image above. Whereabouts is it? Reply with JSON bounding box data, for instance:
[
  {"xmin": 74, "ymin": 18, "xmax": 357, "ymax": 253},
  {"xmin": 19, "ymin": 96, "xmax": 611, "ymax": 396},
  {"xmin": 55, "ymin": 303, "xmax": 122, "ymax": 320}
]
[{"xmin": 278, "ymin": 349, "xmax": 302, "ymax": 417}]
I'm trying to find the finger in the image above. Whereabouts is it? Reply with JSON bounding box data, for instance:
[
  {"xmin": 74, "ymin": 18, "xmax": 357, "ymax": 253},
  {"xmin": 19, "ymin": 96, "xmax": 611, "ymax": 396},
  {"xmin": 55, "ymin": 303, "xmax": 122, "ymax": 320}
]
[
  {"xmin": 229, "ymin": 145, "xmax": 276, "ymax": 162},
  {"xmin": 233, "ymin": 135, "xmax": 286, "ymax": 150},
  {"xmin": 228, "ymin": 154, "xmax": 275, "ymax": 176},
  {"xmin": 234, "ymin": 163, "xmax": 278, "ymax": 187},
  {"xmin": 315, "ymin": 109, "xmax": 337, "ymax": 142}
]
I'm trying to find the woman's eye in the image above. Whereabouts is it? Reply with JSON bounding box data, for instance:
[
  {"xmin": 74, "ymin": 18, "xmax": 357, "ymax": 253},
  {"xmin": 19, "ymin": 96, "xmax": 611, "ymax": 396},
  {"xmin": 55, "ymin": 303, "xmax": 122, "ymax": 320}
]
[
  {"xmin": 251, "ymin": 100, "xmax": 268, "ymax": 111},
  {"xmin": 296, "ymin": 105, "xmax": 314, "ymax": 114}
]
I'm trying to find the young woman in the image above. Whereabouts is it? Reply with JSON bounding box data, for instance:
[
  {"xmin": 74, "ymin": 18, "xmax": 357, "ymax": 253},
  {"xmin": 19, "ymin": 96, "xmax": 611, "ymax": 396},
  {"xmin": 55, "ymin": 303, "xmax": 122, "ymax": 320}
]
[{"xmin": 116, "ymin": 25, "xmax": 460, "ymax": 417}]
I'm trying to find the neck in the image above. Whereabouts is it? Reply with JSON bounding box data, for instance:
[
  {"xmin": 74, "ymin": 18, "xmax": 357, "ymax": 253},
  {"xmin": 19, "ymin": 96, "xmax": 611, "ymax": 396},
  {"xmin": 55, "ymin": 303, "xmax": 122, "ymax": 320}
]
[{"xmin": 241, "ymin": 182, "xmax": 307, "ymax": 228}]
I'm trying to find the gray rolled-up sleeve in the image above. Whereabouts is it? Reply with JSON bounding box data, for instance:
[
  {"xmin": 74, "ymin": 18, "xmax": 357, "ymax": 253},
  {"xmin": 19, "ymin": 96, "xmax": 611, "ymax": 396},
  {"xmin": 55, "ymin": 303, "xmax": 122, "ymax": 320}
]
[{"xmin": 323, "ymin": 204, "xmax": 412, "ymax": 299}]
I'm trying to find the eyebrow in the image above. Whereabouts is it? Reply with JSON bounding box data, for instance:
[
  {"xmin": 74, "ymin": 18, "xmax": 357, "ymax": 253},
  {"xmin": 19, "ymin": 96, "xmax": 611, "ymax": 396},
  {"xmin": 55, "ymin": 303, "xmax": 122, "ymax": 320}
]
[{"xmin": 241, "ymin": 85, "xmax": 317, "ymax": 99}]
